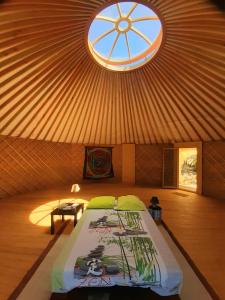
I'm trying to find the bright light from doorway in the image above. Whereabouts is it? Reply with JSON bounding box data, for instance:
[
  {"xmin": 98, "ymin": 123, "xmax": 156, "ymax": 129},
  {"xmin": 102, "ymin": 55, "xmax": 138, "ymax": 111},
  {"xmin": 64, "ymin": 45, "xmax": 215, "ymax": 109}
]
[{"xmin": 179, "ymin": 148, "xmax": 197, "ymax": 192}]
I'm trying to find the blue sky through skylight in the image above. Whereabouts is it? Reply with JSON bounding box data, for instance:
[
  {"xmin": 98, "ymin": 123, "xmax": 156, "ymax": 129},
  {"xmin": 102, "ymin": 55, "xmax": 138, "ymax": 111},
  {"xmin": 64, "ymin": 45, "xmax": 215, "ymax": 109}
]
[{"xmin": 88, "ymin": 2, "xmax": 162, "ymax": 71}]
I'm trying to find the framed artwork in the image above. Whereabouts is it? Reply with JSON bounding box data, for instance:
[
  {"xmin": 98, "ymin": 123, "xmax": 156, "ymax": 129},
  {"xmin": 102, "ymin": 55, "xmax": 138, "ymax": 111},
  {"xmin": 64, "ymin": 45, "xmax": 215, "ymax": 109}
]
[{"xmin": 83, "ymin": 147, "xmax": 114, "ymax": 179}]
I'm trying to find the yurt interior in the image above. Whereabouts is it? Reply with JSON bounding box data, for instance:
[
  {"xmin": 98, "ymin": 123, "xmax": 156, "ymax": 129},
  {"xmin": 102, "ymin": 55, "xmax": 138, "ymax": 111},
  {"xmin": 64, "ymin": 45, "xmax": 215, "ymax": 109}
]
[{"xmin": 0, "ymin": 0, "xmax": 225, "ymax": 300}]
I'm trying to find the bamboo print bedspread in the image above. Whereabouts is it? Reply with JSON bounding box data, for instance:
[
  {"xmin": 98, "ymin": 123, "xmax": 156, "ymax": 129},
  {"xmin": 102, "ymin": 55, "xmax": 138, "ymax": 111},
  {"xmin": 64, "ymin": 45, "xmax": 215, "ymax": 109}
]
[{"xmin": 52, "ymin": 209, "xmax": 182, "ymax": 296}]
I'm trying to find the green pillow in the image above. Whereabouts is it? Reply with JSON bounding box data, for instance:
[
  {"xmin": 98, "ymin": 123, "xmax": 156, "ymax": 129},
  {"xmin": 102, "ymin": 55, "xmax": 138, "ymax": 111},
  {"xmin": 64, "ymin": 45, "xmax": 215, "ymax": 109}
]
[
  {"xmin": 87, "ymin": 196, "xmax": 115, "ymax": 209},
  {"xmin": 116, "ymin": 195, "xmax": 146, "ymax": 211}
]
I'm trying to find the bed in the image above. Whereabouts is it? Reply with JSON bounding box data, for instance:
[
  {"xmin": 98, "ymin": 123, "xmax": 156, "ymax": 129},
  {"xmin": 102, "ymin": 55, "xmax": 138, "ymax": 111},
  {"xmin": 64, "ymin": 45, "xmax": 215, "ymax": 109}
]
[{"xmin": 51, "ymin": 196, "xmax": 182, "ymax": 299}]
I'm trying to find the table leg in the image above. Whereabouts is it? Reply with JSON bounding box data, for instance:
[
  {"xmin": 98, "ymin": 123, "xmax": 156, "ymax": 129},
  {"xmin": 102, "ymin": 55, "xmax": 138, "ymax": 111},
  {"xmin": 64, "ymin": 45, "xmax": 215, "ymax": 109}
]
[
  {"xmin": 51, "ymin": 214, "xmax": 54, "ymax": 234},
  {"xmin": 62, "ymin": 215, "xmax": 64, "ymax": 222},
  {"xmin": 74, "ymin": 213, "xmax": 77, "ymax": 227}
]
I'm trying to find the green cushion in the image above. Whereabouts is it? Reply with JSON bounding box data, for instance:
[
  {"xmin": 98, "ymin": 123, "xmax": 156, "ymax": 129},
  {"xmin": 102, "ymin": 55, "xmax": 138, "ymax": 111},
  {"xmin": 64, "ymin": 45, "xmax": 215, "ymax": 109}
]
[
  {"xmin": 87, "ymin": 196, "xmax": 115, "ymax": 209},
  {"xmin": 116, "ymin": 195, "xmax": 146, "ymax": 211}
]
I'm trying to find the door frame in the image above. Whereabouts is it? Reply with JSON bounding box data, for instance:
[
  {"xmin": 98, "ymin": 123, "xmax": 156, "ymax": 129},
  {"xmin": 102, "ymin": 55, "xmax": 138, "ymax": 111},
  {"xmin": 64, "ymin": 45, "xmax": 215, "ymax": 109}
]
[
  {"xmin": 174, "ymin": 142, "xmax": 202, "ymax": 194},
  {"xmin": 162, "ymin": 147, "xmax": 178, "ymax": 188}
]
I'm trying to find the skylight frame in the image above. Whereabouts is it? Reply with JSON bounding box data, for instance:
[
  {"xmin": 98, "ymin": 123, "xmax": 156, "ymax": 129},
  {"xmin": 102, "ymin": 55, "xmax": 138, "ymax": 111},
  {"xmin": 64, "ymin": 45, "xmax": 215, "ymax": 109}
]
[{"xmin": 87, "ymin": 1, "xmax": 163, "ymax": 72}]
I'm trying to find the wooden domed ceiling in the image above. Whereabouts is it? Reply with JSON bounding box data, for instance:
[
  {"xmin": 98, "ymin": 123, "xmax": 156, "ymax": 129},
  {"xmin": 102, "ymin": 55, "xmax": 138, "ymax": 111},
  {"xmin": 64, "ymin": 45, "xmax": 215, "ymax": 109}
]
[{"xmin": 0, "ymin": 0, "xmax": 225, "ymax": 144}]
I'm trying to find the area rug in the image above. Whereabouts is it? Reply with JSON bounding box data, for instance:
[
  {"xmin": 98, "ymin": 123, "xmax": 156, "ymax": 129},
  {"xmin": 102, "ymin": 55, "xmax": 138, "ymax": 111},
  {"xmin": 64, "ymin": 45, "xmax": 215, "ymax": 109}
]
[{"xmin": 10, "ymin": 223, "xmax": 213, "ymax": 300}]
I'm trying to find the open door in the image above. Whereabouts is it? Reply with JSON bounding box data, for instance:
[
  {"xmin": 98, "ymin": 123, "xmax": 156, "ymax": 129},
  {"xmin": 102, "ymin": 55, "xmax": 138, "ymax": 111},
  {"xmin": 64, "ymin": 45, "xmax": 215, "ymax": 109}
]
[
  {"xmin": 163, "ymin": 143, "xmax": 202, "ymax": 193},
  {"xmin": 162, "ymin": 148, "xmax": 178, "ymax": 188}
]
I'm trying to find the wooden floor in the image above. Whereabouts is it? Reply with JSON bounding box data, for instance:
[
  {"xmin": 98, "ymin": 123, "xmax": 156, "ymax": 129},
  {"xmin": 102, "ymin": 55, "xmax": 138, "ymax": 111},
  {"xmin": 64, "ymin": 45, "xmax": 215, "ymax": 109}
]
[{"xmin": 0, "ymin": 183, "xmax": 224, "ymax": 300}]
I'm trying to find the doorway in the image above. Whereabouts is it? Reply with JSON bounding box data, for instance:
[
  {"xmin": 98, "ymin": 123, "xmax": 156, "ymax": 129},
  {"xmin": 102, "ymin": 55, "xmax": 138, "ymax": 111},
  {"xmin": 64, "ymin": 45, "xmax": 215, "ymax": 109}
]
[
  {"xmin": 178, "ymin": 148, "xmax": 197, "ymax": 192},
  {"xmin": 163, "ymin": 142, "xmax": 202, "ymax": 194}
]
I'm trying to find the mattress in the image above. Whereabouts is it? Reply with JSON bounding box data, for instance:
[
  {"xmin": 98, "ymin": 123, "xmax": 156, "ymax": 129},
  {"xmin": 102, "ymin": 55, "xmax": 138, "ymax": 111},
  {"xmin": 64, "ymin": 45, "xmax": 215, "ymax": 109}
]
[{"xmin": 51, "ymin": 208, "xmax": 182, "ymax": 296}]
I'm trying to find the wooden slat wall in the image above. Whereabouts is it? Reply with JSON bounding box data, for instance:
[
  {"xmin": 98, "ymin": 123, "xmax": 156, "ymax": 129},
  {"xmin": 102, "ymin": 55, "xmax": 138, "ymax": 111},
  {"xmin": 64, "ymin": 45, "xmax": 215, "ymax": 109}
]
[
  {"xmin": 122, "ymin": 144, "xmax": 135, "ymax": 184},
  {"xmin": 135, "ymin": 144, "xmax": 171, "ymax": 186},
  {"xmin": 111, "ymin": 144, "xmax": 122, "ymax": 183},
  {"xmin": 0, "ymin": 0, "xmax": 224, "ymax": 144},
  {"xmin": 1, "ymin": 135, "xmax": 224, "ymax": 199},
  {"xmin": 0, "ymin": 136, "xmax": 122, "ymax": 199},
  {"xmin": 0, "ymin": 135, "xmax": 77, "ymax": 198},
  {"xmin": 162, "ymin": 148, "xmax": 178, "ymax": 188},
  {"xmin": 202, "ymin": 141, "xmax": 225, "ymax": 200},
  {"xmin": 136, "ymin": 142, "xmax": 225, "ymax": 199}
]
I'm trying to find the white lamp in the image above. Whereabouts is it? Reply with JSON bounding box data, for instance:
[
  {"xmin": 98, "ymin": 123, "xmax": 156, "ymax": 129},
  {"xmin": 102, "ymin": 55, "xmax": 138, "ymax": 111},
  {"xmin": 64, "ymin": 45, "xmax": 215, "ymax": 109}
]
[{"xmin": 71, "ymin": 184, "xmax": 80, "ymax": 193}]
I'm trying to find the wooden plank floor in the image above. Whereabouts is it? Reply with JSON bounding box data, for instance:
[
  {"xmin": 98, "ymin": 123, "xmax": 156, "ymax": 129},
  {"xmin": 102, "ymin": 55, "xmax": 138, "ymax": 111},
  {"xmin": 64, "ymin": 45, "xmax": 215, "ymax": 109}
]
[{"xmin": 0, "ymin": 183, "xmax": 224, "ymax": 300}]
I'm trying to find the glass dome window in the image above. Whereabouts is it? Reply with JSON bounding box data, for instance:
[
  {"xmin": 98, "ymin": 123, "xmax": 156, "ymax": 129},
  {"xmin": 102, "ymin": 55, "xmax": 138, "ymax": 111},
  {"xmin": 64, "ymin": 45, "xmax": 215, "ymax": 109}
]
[{"xmin": 88, "ymin": 2, "xmax": 163, "ymax": 71}]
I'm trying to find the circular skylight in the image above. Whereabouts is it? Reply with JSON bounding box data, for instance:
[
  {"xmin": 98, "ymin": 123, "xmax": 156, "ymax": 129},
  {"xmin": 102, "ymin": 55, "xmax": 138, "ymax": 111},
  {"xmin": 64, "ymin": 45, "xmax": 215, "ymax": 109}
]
[{"xmin": 88, "ymin": 2, "xmax": 163, "ymax": 71}]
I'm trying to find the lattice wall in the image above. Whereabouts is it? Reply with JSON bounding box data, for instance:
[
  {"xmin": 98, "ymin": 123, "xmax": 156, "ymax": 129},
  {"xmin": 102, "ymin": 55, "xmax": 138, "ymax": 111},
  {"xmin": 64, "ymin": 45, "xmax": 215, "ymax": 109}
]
[
  {"xmin": 203, "ymin": 141, "xmax": 225, "ymax": 200},
  {"xmin": 0, "ymin": 136, "xmax": 76, "ymax": 198},
  {"xmin": 111, "ymin": 145, "xmax": 122, "ymax": 183},
  {"xmin": 1, "ymin": 136, "xmax": 224, "ymax": 199},
  {"xmin": 135, "ymin": 144, "xmax": 171, "ymax": 186},
  {"xmin": 163, "ymin": 148, "xmax": 178, "ymax": 187},
  {"xmin": 0, "ymin": 136, "xmax": 122, "ymax": 199}
]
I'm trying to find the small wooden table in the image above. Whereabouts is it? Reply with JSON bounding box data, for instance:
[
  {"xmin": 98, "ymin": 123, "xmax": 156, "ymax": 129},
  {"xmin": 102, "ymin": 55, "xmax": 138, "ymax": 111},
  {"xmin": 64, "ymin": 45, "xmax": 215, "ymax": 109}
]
[{"xmin": 50, "ymin": 203, "xmax": 84, "ymax": 234}]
